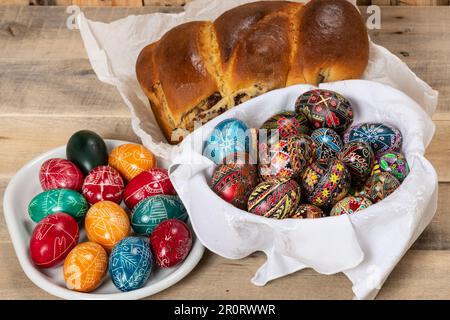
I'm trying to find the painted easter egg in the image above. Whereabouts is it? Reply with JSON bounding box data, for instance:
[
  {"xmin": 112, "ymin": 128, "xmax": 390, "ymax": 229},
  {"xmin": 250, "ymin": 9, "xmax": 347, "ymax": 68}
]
[
  {"xmin": 295, "ymin": 89, "xmax": 353, "ymax": 134},
  {"xmin": 109, "ymin": 143, "xmax": 156, "ymax": 182},
  {"xmin": 287, "ymin": 204, "xmax": 325, "ymax": 219},
  {"xmin": 211, "ymin": 161, "xmax": 259, "ymax": 210},
  {"xmin": 85, "ymin": 201, "xmax": 130, "ymax": 251},
  {"xmin": 248, "ymin": 179, "xmax": 301, "ymax": 219},
  {"xmin": 203, "ymin": 118, "xmax": 251, "ymax": 164},
  {"xmin": 39, "ymin": 158, "xmax": 83, "ymax": 192},
  {"xmin": 378, "ymin": 152, "xmax": 410, "ymax": 182},
  {"xmin": 311, "ymin": 128, "xmax": 343, "ymax": 161},
  {"xmin": 150, "ymin": 219, "xmax": 192, "ymax": 268},
  {"xmin": 28, "ymin": 189, "xmax": 88, "ymax": 223},
  {"xmin": 330, "ymin": 196, "xmax": 373, "ymax": 216},
  {"xmin": 30, "ymin": 213, "xmax": 79, "ymax": 268},
  {"xmin": 82, "ymin": 166, "xmax": 124, "ymax": 205},
  {"xmin": 260, "ymin": 111, "xmax": 310, "ymax": 140},
  {"xmin": 109, "ymin": 237, "xmax": 152, "ymax": 292},
  {"xmin": 364, "ymin": 172, "xmax": 400, "ymax": 203},
  {"xmin": 123, "ymin": 168, "xmax": 176, "ymax": 210},
  {"xmin": 338, "ymin": 141, "xmax": 374, "ymax": 186},
  {"xmin": 343, "ymin": 123, "xmax": 403, "ymax": 157},
  {"xmin": 66, "ymin": 130, "xmax": 108, "ymax": 175},
  {"xmin": 371, "ymin": 159, "xmax": 381, "ymax": 176},
  {"xmin": 259, "ymin": 134, "xmax": 316, "ymax": 181},
  {"xmin": 302, "ymin": 159, "xmax": 351, "ymax": 207},
  {"xmin": 63, "ymin": 242, "xmax": 108, "ymax": 292},
  {"xmin": 131, "ymin": 195, "xmax": 188, "ymax": 235}
]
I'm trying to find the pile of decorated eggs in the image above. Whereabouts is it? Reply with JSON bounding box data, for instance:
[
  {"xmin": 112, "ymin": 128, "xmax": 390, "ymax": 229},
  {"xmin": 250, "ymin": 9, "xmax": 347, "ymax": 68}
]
[
  {"xmin": 28, "ymin": 130, "xmax": 193, "ymax": 293},
  {"xmin": 207, "ymin": 89, "xmax": 410, "ymax": 219}
]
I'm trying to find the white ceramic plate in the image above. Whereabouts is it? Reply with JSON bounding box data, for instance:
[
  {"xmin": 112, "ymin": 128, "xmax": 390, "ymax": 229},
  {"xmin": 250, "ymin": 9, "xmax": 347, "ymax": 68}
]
[{"xmin": 3, "ymin": 139, "xmax": 205, "ymax": 300}]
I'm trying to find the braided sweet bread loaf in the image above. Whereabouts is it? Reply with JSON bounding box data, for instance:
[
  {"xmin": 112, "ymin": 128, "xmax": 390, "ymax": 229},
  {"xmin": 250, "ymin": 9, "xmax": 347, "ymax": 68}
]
[{"xmin": 136, "ymin": 0, "xmax": 369, "ymax": 144}]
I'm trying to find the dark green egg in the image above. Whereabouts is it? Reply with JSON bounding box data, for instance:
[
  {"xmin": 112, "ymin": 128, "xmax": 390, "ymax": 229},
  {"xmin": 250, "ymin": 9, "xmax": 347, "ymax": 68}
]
[
  {"xmin": 66, "ymin": 130, "xmax": 108, "ymax": 175},
  {"xmin": 28, "ymin": 189, "xmax": 88, "ymax": 223}
]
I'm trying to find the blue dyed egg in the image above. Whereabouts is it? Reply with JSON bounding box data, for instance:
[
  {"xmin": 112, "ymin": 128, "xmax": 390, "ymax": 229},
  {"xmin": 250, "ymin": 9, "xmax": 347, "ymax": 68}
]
[
  {"xmin": 109, "ymin": 237, "xmax": 152, "ymax": 292},
  {"xmin": 131, "ymin": 195, "xmax": 188, "ymax": 236},
  {"xmin": 344, "ymin": 123, "xmax": 402, "ymax": 157},
  {"xmin": 203, "ymin": 118, "xmax": 251, "ymax": 164},
  {"xmin": 310, "ymin": 128, "xmax": 343, "ymax": 161}
]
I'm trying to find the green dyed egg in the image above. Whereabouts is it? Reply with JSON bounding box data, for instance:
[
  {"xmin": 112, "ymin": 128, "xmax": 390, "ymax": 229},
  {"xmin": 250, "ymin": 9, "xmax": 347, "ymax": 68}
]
[
  {"xmin": 131, "ymin": 195, "xmax": 188, "ymax": 235},
  {"xmin": 66, "ymin": 130, "xmax": 108, "ymax": 175},
  {"xmin": 28, "ymin": 189, "xmax": 88, "ymax": 223}
]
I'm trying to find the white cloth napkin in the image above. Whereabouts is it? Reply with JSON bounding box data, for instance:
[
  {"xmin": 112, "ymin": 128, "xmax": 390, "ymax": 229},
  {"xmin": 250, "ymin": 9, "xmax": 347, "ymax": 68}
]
[{"xmin": 77, "ymin": 0, "xmax": 439, "ymax": 299}]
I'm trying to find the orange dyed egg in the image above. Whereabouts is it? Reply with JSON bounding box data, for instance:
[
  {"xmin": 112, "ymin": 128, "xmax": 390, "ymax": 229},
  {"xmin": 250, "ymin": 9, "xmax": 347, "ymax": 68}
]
[
  {"xmin": 85, "ymin": 201, "xmax": 130, "ymax": 251},
  {"xmin": 109, "ymin": 144, "xmax": 156, "ymax": 181},
  {"xmin": 63, "ymin": 242, "xmax": 107, "ymax": 292}
]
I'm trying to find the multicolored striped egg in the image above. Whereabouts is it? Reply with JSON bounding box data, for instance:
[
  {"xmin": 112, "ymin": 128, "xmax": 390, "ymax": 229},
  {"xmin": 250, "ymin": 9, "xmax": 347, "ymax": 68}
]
[
  {"xmin": 302, "ymin": 159, "xmax": 351, "ymax": 207},
  {"xmin": 364, "ymin": 172, "xmax": 400, "ymax": 203},
  {"xmin": 287, "ymin": 204, "xmax": 325, "ymax": 219},
  {"xmin": 248, "ymin": 179, "xmax": 301, "ymax": 219},
  {"xmin": 260, "ymin": 111, "xmax": 310, "ymax": 140},
  {"xmin": 344, "ymin": 123, "xmax": 403, "ymax": 157},
  {"xmin": 211, "ymin": 161, "xmax": 259, "ymax": 210},
  {"xmin": 295, "ymin": 89, "xmax": 353, "ymax": 134},
  {"xmin": 378, "ymin": 152, "xmax": 410, "ymax": 182},
  {"xmin": 258, "ymin": 134, "xmax": 316, "ymax": 181},
  {"xmin": 338, "ymin": 141, "xmax": 374, "ymax": 186},
  {"xmin": 330, "ymin": 196, "xmax": 373, "ymax": 216},
  {"xmin": 310, "ymin": 128, "xmax": 343, "ymax": 161}
]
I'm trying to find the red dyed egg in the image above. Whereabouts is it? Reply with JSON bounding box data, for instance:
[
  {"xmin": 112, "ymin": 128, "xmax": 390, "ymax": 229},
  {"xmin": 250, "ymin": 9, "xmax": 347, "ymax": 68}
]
[
  {"xmin": 123, "ymin": 168, "xmax": 176, "ymax": 209},
  {"xmin": 30, "ymin": 212, "xmax": 79, "ymax": 268},
  {"xmin": 39, "ymin": 158, "xmax": 83, "ymax": 192},
  {"xmin": 82, "ymin": 166, "xmax": 124, "ymax": 205},
  {"xmin": 150, "ymin": 219, "xmax": 192, "ymax": 268}
]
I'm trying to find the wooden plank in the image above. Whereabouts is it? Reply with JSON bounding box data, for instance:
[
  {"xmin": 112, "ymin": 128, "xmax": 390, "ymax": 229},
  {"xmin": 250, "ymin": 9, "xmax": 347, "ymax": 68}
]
[
  {"xmin": 1, "ymin": 243, "xmax": 450, "ymax": 299},
  {"xmin": 72, "ymin": 0, "xmax": 143, "ymax": 6}
]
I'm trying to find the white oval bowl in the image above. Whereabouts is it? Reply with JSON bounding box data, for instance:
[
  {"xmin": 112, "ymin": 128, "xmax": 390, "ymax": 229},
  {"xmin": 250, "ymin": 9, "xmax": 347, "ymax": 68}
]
[{"xmin": 3, "ymin": 139, "xmax": 205, "ymax": 300}]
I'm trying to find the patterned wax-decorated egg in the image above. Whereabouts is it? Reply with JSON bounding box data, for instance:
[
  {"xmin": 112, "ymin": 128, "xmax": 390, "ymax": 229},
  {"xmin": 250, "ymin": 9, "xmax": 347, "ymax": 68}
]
[
  {"xmin": 260, "ymin": 111, "xmax": 310, "ymax": 140},
  {"xmin": 344, "ymin": 123, "xmax": 403, "ymax": 157},
  {"xmin": 85, "ymin": 201, "xmax": 130, "ymax": 251},
  {"xmin": 330, "ymin": 196, "xmax": 373, "ymax": 216},
  {"xmin": 30, "ymin": 213, "xmax": 79, "ymax": 268},
  {"xmin": 39, "ymin": 158, "xmax": 83, "ymax": 192},
  {"xmin": 302, "ymin": 159, "xmax": 351, "ymax": 207},
  {"xmin": 295, "ymin": 89, "xmax": 353, "ymax": 134},
  {"xmin": 259, "ymin": 134, "xmax": 316, "ymax": 181},
  {"xmin": 66, "ymin": 130, "xmax": 108, "ymax": 175},
  {"xmin": 287, "ymin": 204, "xmax": 325, "ymax": 219},
  {"xmin": 109, "ymin": 237, "xmax": 152, "ymax": 292},
  {"xmin": 28, "ymin": 189, "xmax": 88, "ymax": 223},
  {"xmin": 203, "ymin": 118, "xmax": 251, "ymax": 164},
  {"xmin": 364, "ymin": 172, "xmax": 400, "ymax": 203},
  {"xmin": 371, "ymin": 159, "xmax": 381, "ymax": 176},
  {"xmin": 82, "ymin": 166, "xmax": 124, "ymax": 205},
  {"xmin": 63, "ymin": 242, "xmax": 108, "ymax": 293},
  {"xmin": 248, "ymin": 179, "xmax": 301, "ymax": 219},
  {"xmin": 378, "ymin": 152, "xmax": 410, "ymax": 182},
  {"xmin": 150, "ymin": 219, "xmax": 193, "ymax": 268},
  {"xmin": 131, "ymin": 195, "xmax": 188, "ymax": 235},
  {"xmin": 123, "ymin": 168, "xmax": 176, "ymax": 210},
  {"xmin": 311, "ymin": 128, "xmax": 343, "ymax": 161},
  {"xmin": 109, "ymin": 143, "xmax": 156, "ymax": 182},
  {"xmin": 338, "ymin": 141, "xmax": 374, "ymax": 186},
  {"xmin": 211, "ymin": 161, "xmax": 259, "ymax": 210}
]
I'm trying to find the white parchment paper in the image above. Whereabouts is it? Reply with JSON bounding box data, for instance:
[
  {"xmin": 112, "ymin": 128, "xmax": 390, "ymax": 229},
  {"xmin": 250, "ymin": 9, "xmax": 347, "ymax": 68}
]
[{"xmin": 77, "ymin": 0, "xmax": 439, "ymax": 299}]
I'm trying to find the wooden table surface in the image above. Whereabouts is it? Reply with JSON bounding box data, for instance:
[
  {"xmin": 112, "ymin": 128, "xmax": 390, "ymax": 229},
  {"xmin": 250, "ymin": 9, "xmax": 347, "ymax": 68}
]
[{"xmin": 1, "ymin": 5, "xmax": 450, "ymax": 300}]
